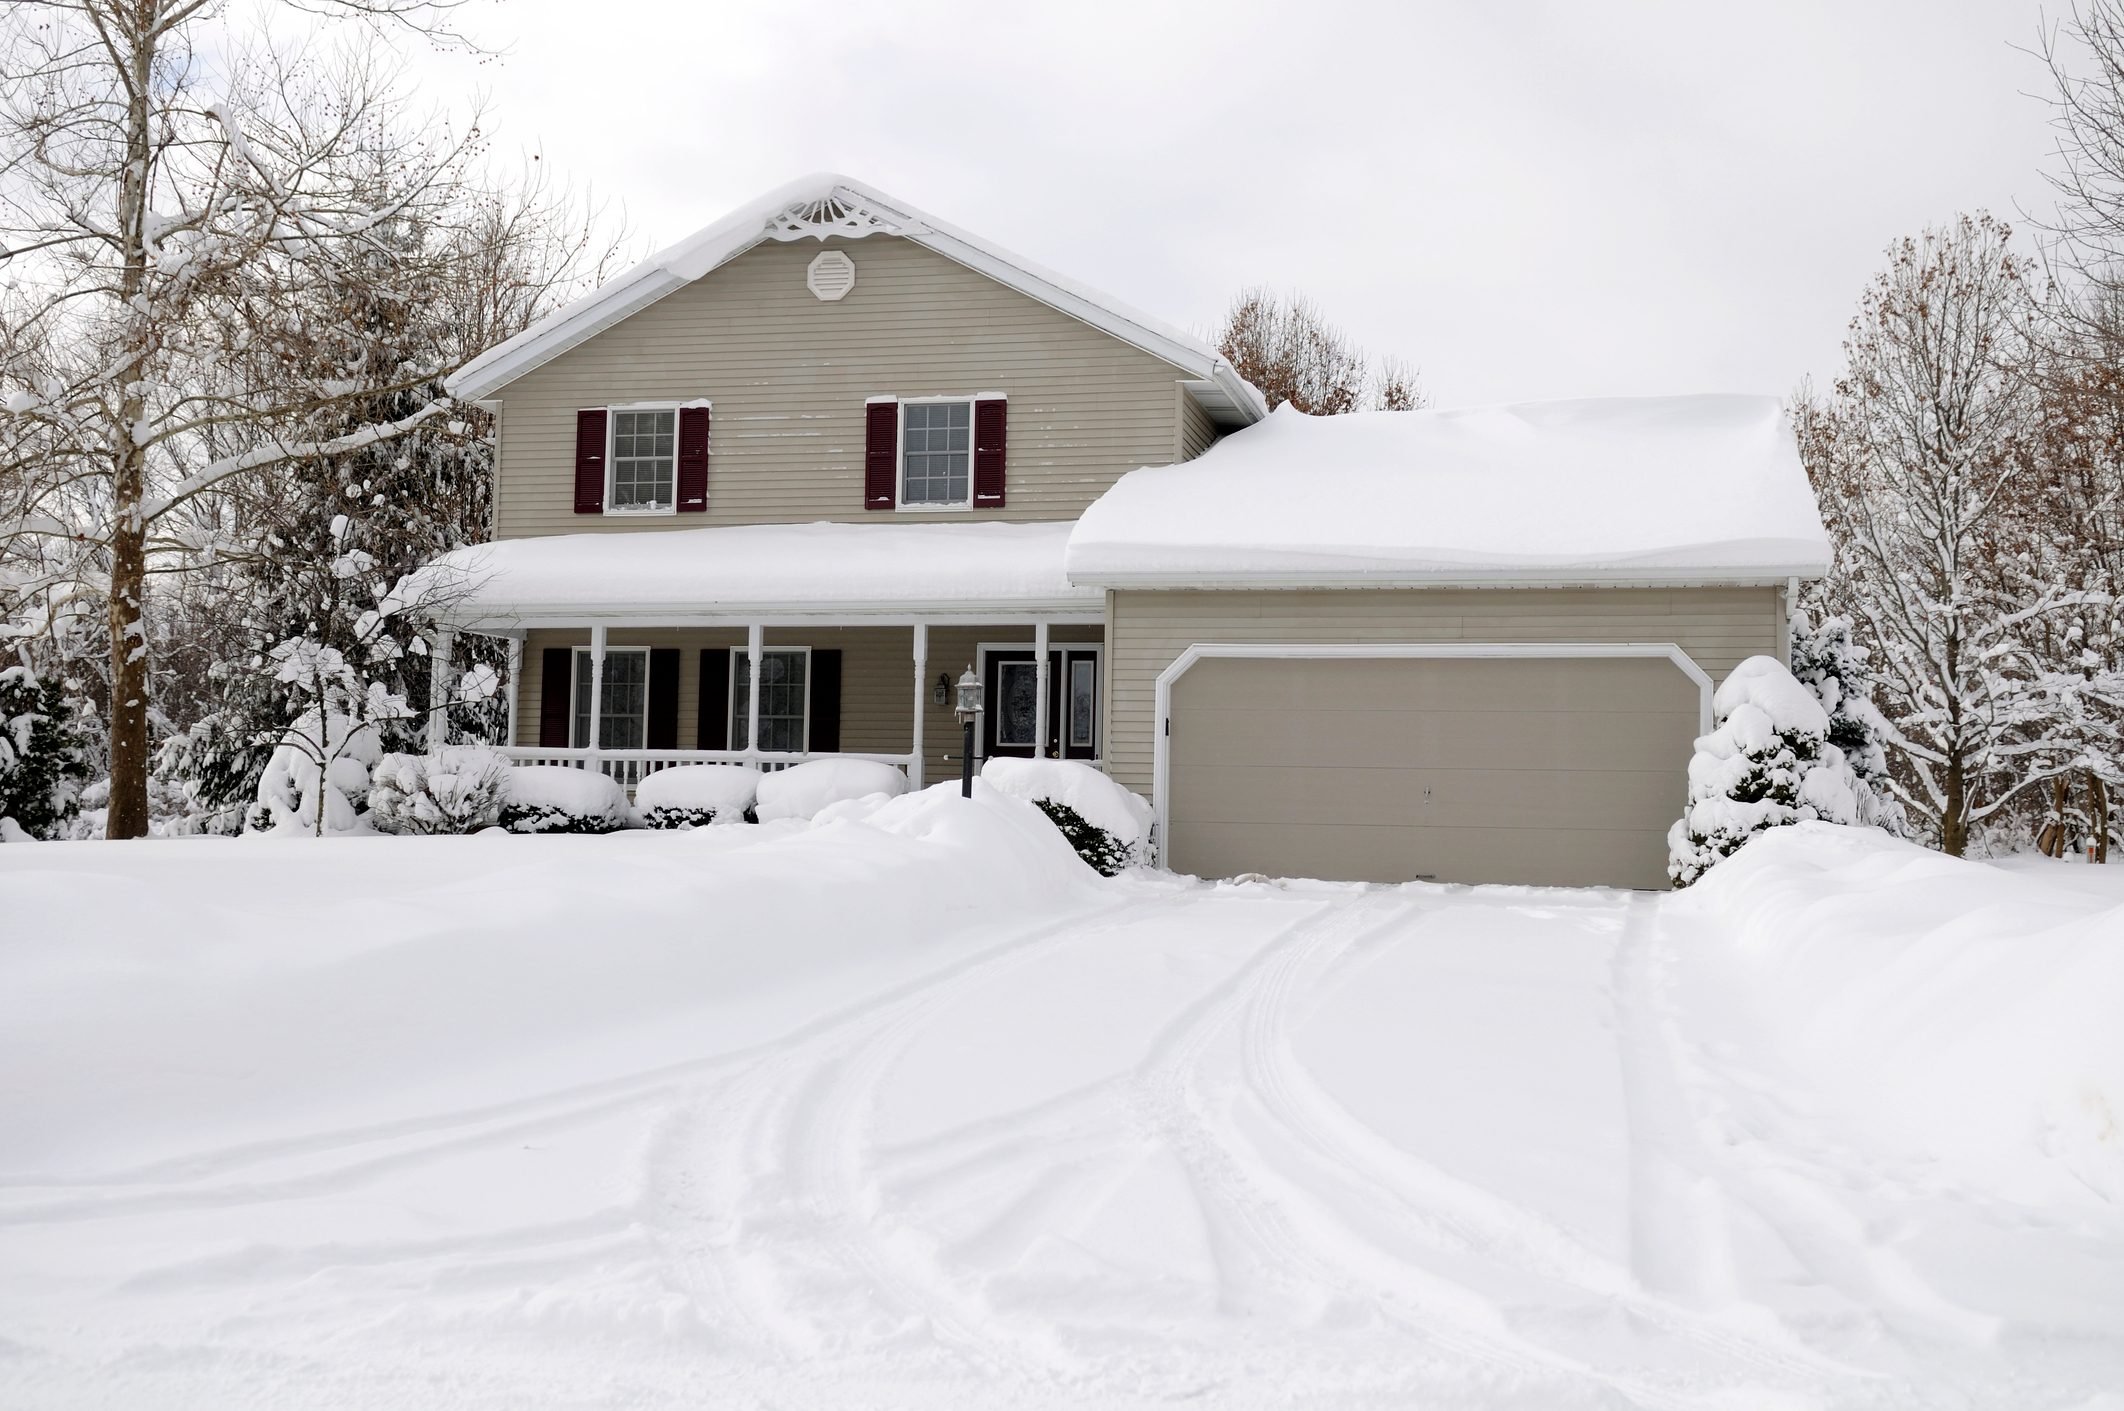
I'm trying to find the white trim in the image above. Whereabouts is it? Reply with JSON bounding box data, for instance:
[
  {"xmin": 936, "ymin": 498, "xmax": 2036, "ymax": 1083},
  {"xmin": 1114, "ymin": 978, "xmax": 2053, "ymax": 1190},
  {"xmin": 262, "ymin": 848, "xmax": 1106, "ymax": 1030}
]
[
  {"xmin": 603, "ymin": 402, "xmax": 681, "ymax": 517},
  {"xmin": 1072, "ymin": 567, "xmax": 1830, "ymax": 591},
  {"xmin": 1033, "ymin": 619, "xmax": 1050, "ymax": 760},
  {"xmin": 571, "ymin": 642, "xmax": 647, "ymax": 750},
  {"xmin": 1148, "ymin": 641, "xmax": 1715, "ymax": 866},
  {"xmin": 731, "ymin": 642, "xmax": 811, "ymax": 754},
  {"xmin": 910, "ymin": 622, "xmax": 928, "ymax": 791},
  {"xmin": 895, "ymin": 396, "xmax": 975, "ymax": 512},
  {"xmin": 504, "ymin": 636, "xmax": 523, "ymax": 748},
  {"xmin": 442, "ymin": 605, "xmax": 1105, "ymax": 631}
]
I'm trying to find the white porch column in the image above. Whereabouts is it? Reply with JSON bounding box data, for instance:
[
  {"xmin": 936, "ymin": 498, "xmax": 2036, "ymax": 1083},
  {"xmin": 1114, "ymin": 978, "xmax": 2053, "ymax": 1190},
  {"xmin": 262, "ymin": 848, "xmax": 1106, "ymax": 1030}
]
[
  {"xmin": 745, "ymin": 623, "xmax": 764, "ymax": 765},
  {"xmin": 1033, "ymin": 618, "xmax": 1050, "ymax": 760},
  {"xmin": 910, "ymin": 622, "xmax": 928, "ymax": 791},
  {"xmin": 428, "ymin": 626, "xmax": 455, "ymax": 757},
  {"xmin": 587, "ymin": 624, "xmax": 607, "ymax": 774},
  {"xmin": 504, "ymin": 635, "xmax": 523, "ymax": 749}
]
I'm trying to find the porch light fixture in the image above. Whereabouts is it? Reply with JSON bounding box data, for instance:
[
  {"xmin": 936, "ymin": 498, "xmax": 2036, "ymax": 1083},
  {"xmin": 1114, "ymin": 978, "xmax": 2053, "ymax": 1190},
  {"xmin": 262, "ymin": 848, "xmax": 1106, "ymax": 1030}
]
[
  {"xmin": 933, "ymin": 672, "xmax": 952, "ymax": 707},
  {"xmin": 954, "ymin": 665, "xmax": 983, "ymax": 798}
]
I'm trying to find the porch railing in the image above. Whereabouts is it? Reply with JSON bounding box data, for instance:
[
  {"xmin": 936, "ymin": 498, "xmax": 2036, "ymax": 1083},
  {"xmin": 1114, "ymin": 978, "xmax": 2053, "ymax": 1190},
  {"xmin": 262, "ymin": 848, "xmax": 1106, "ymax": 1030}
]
[{"xmin": 498, "ymin": 746, "xmax": 917, "ymax": 794}]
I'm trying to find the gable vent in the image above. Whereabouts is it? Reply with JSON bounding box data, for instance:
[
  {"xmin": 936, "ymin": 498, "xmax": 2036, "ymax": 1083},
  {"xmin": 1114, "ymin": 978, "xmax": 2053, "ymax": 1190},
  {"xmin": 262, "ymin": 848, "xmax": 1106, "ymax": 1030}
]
[{"xmin": 807, "ymin": 249, "xmax": 857, "ymax": 301}]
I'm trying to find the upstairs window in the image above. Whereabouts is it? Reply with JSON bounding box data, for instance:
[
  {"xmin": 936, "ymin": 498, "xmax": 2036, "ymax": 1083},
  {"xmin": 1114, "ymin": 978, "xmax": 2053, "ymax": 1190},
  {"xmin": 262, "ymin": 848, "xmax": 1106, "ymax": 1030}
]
[
  {"xmin": 900, "ymin": 400, "xmax": 971, "ymax": 507},
  {"xmin": 610, "ymin": 407, "xmax": 676, "ymax": 513}
]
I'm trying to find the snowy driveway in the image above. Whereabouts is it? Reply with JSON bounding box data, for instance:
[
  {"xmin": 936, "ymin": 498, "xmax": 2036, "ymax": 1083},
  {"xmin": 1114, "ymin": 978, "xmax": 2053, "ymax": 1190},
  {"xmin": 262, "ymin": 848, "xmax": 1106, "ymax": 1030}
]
[{"xmin": 2, "ymin": 801, "xmax": 2120, "ymax": 1409}]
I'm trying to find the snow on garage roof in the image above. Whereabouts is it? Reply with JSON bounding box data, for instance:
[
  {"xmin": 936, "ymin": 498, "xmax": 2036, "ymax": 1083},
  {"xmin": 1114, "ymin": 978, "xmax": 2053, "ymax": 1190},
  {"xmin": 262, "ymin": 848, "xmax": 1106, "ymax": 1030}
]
[
  {"xmin": 446, "ymin": 174, "xmax": 1266, "ymax": 426},
  {"xmin": 416, "ymin": 521, "xmax": 1099, "ymax": 627},
  {"xmin": 1064, "ymin": 394, "xmax": 1833, "ymax": 587}
]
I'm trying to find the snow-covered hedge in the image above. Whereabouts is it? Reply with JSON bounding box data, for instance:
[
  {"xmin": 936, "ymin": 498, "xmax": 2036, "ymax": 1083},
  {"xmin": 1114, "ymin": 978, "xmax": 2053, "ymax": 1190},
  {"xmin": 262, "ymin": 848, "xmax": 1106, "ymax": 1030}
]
[
  {"xmin": 636, "ymin": 763, "xmax": 762, "ymax": 828},
  {"xmin": 0, "ymin": 666, "xmax": 93, "ymax": 841},
  {"xmin": 368, "ymin": 748, "xmax": 511, "ymax": 835},
  {"xmin": 499, "ymin": 765, "xmax": 629, "ymax": 834},
  {"xmin": 754, "ymin": 759, "xmax": 907, "ymax": 823},
  {"xmin": 981, "ymin": 758, "xmax": 1153, "ymax": 876},
  {"xmin": 246, "ymin": 708, "xmax": 383, "ymax": 837},
  {"xmin": 1668, "ymin": 656, "xmax": 1866, "ymax": 886}
]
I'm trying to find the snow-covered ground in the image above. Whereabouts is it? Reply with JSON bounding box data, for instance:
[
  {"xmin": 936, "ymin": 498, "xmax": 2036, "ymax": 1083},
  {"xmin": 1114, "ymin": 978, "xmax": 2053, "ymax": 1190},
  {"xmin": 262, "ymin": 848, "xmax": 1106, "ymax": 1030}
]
[{"xmin": 2, "ymin": 790, "xmax": 2120, "ymax": 1409}]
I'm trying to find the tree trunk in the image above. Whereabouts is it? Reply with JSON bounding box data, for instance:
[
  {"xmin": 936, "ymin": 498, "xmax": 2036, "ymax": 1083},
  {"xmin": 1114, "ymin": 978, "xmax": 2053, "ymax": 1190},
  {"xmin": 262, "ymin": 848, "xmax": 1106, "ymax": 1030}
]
[
  {"xmin": 2037, "ymin": 774, "xmax": 2071, "ymax": 857},
  {"xmin": 1941, "ymin": 753, "xmax": 1968, "ymax": 857},
  {"xmin": 2092, "ymin": 771, "xmax": 2112, "ymax": 863}
]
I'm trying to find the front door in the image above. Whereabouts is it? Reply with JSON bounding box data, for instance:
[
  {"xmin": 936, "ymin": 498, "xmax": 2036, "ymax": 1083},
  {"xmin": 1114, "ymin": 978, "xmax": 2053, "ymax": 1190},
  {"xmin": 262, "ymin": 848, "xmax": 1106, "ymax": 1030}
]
[{"xmin": 983, "ymin": 649, "xmax": 1099, "ymax": 761}]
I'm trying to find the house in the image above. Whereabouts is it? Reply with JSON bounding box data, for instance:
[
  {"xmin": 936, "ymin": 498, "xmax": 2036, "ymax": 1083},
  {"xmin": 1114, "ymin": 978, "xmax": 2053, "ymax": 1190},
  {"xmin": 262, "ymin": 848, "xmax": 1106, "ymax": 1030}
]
[{"xmin": 431, "ymin": 174, "xmax": 1831, "ymax": 889}]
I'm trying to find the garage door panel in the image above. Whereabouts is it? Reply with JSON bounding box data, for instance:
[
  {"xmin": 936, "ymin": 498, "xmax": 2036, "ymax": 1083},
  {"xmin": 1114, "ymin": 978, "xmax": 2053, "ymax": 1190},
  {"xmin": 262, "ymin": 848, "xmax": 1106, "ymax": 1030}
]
[
  {"xmin": 1170, "ymin": 707, "xmax": 1700, "ymax": 773},
  {"xmin": 1175, "ymin": 822, "xmax": 1674, "ymax": 889},
  {"xmin": 1165, "ymin": 653, "xmax": 1698, "ymax": 888}
]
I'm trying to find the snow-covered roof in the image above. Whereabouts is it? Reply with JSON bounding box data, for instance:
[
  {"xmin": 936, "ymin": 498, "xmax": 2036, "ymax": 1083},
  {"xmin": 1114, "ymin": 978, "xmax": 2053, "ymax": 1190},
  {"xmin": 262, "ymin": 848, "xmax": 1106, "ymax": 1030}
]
[
  {"xmin": 1065, "ymin": 395, "xmax": 1833, "ymax": 587},
  {"xmin": 418, "ymin": 521, "xmax": 1099, "ymax": 627},
  {"xmin": 447, "ymin": 174, "xmax": 1267, "ymax": 427}
]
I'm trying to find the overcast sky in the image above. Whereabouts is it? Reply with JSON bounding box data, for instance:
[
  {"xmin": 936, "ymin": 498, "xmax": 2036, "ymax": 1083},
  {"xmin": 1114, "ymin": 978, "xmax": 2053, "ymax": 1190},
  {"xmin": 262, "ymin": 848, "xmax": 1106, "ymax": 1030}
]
[{"xmin": 407, "ymin": 0, "xmax": 2067, "ymax": 408}]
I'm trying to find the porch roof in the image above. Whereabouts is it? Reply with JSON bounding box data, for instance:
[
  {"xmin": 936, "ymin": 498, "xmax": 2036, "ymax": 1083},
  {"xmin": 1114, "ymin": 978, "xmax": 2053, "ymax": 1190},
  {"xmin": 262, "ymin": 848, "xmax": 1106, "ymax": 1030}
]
[{"xmin": 415, "ymin": 520, "xmax": 1099, "ymax": 627}]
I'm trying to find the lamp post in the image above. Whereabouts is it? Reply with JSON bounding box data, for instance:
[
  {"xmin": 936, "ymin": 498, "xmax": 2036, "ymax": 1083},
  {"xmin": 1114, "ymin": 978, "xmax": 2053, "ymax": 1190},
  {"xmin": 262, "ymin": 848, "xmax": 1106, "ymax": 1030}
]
[{"xmin": 954, "ymin": 665, "xmax": 984, "ymax": 798}]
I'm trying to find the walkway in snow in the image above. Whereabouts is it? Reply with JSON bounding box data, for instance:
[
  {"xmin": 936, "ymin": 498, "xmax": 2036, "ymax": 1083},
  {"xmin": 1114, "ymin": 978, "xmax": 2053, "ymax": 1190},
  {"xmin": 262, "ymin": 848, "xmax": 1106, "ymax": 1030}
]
[{"xmin": 1, "ymin": 816, "xmax": 2119, "ymax": 1409}]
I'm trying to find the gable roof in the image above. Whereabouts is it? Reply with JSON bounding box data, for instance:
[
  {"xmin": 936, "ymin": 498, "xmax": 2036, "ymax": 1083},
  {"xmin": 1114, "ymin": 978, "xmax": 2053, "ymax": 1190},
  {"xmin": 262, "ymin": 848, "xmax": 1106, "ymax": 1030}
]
[
  {"xmin": 1064, "ymin": 394, "xmax": 1833, "ymax": 588},
  {"xmin": 447, "ymin": 174, "xmax": 1268, "ymax": 425}
]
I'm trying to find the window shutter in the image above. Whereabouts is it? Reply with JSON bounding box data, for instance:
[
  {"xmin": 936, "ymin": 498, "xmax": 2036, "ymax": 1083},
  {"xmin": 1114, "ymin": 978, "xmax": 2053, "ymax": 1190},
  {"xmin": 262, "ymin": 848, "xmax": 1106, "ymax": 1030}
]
[
  {"xmin": 538, "ymin": 647, "xmax": 572, "ymax": 747},
  {"xmin": 697, "ymin": 648, "xmax": 731, "ymax": 750},
  {"xmin": 573, "ymin": 409, "xmax": 607, "ymax": 514},
  {"xmin": 646, "ymin": 648, "xmax": 681, "ymax": 749},
  {"xmin": 864, "ymin": 400, "xmax": 898, "ymax": 510},
  {"xmin": 973, "ymin": 398, "xmax": 1007, "ymax": 508},
  {"xmin": 676, "ymin": 405, "xmax": 710, "ymax": 513},
  {"xmin": 808, "ymin": 649, "xmax": 842, "ymax": 752}
]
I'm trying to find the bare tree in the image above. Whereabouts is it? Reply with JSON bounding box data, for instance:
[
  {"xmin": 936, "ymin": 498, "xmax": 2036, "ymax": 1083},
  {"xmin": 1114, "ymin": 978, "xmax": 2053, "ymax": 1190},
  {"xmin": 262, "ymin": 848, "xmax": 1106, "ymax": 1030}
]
[
  {"xmin": 0, "ymin": 1, "xmax": 496, "ymax": 838},
  {"xmin": 1216, "ymin": 288, "xmax": 1424, "ymax": 415}
]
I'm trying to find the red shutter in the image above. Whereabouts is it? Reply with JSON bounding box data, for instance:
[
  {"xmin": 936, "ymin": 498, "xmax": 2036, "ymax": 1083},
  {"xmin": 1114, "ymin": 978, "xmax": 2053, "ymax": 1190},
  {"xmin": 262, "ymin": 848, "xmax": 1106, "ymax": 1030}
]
[
  {"xmin": 676, "ymin": 405, "xmax": 710, "ymax": 512},
  {"xmin": 864, "ymin": 399, "xmax": 898, "ymax": 510},
  {"xmin": 973, "ymin": 397, "xmax": 1007, "ymax": 508},
  {"xmin": 573, "ymin": 409, "xmax": 607, "ymax": 514}
]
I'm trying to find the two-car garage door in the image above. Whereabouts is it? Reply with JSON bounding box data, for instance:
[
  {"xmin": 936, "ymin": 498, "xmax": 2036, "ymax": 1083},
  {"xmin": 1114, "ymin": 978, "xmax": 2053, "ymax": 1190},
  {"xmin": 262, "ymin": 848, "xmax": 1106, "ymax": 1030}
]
[{"xmin": 1163, "ymin": 651, "xmax": 1705, "ymax": 889}]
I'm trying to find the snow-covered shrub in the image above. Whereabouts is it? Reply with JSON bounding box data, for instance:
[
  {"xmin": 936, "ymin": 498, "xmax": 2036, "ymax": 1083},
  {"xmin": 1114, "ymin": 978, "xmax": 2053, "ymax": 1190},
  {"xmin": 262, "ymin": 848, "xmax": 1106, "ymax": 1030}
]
[
  {"xmin": 245, "ymin": 707, "xmax": 384, "ymax": 837},
  {"xmin": 0, "ymin": 665, "xmax": 94, "ymax": 840},
  {"xmin": 754, "ymin": 758, "xmax": 907, "ymax": 823},
  {"xmin": 981, "ymin": 758, "xmax": 1154, "ymax": 876},
  {"xmin": 368, "ymin": 748, "xmax": 511, "ymax": 835},
  {"xmin": 1791, "ymin": 611, "xmax": 1907, "ymax": 835},
  {"xmin": 153, "ymin": 710, "xmax": 273, "ymax": 837},
  {"xmin": 499, "ymin": 764, "xmax": 629, "ymax": 834},
  {"xmin": 635, "ymin": 763, "xmax": 761, "ymax": 828},
  {"xmin": 1668, "ymin": 656, "xmax": 1867, "ymax": 887}
]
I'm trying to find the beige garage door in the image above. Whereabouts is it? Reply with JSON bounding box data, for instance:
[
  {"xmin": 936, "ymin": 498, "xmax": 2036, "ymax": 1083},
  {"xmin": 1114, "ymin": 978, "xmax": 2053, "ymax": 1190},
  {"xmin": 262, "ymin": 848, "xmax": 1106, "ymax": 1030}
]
[{"xmin": 1165, "ymin": 653, "xmax": 1701, "ymax": 888}]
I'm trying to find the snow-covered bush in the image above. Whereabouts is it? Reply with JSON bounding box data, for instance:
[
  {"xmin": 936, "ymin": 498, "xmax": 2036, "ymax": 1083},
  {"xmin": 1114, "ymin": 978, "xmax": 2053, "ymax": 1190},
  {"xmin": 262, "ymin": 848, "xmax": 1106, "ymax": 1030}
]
[
  {"xmin": 754, "ymin": 758, "xmax": 907, "ymax": 823},
  {"xmin": 245, "ymin": 708, "xmax": 384, "ymax": 837},
  {"xmin": 1668, "ymin": 656, "xmax": 1867, "ymax": 887},
  {"xmin": 981, "ymin": 758, "xmax": 1154, "ymax": 876},
  {"xmin": 368, "ymin": 748, "xmax": 511, "ymax": 835},
  {"xmin": 0, "ymin": 665, "xmax": 94, "ymax": 840},
  {"xmin": 636, "ymin": 763, "xmax": 762, "ymax": 828},
  {"xmin": 499, "ymin": 765, "xmax": 629, "ymax": 834},
  {"xmin": 1791, "ymin": 611, "xmax": 1907, "ymax": 835}
]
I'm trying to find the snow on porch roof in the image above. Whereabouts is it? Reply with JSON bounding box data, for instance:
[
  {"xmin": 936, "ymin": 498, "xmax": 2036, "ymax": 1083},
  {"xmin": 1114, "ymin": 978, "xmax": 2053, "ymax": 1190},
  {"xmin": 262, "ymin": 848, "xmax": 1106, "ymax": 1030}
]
[
  {"xmin": 417, "ymin": 521, "xmax": 1099, "ymax": 626},
  {"xmin": 1064, "ymin": 394, "xmax": 1834, "ymax": 588}
]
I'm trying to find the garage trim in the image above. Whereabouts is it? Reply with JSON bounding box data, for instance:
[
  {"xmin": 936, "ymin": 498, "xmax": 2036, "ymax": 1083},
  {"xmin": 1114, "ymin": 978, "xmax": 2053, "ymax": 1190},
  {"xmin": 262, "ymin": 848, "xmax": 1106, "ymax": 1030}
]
[{"xmin": 1149, "ymin": 641, "xmax": 1715, "ymax": 863}]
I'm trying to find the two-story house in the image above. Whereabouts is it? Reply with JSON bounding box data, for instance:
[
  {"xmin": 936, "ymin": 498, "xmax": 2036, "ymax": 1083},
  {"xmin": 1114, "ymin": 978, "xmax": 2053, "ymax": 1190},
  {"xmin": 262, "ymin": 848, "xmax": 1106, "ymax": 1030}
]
[{"xmin": 432, "ymin": 175, "xmax": 1832, "ymax": 889}]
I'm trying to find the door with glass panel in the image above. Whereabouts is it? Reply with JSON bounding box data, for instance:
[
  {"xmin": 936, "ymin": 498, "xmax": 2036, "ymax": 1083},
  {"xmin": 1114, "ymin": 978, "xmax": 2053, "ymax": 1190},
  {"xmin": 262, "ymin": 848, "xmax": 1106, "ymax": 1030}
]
[{"xmin": 981, "ymin": 649, "xmax": 1099, "ymax": 760}]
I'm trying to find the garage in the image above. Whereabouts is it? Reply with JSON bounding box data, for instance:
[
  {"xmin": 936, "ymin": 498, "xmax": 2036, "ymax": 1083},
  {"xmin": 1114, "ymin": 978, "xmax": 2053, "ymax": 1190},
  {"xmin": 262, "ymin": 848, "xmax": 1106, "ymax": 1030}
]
[{"xmin": 1162, "ymin": 648, "xmax": 1707, "ymax": 888}]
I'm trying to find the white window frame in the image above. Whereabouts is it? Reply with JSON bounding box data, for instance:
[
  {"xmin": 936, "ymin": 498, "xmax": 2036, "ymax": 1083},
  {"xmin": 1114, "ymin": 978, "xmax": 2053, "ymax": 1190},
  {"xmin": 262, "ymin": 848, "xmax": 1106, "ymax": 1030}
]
[
  {"xmin": 974, "ymin": 641, "xmax": 1104, "ymax": 761},
  {"xmin": 604, "ymin": 402, "xmax": 681, "ymax": 517},
  {"xmin": 729, "ymin": 645, "xmax": 813, "ymax": 753},
  {"xmin": 896, "ymin": 396, "xmax": 975, "ymax": 512},
  {"xmin": 570, "ymin": 646, "xmax": 650, "ymax": 749}
]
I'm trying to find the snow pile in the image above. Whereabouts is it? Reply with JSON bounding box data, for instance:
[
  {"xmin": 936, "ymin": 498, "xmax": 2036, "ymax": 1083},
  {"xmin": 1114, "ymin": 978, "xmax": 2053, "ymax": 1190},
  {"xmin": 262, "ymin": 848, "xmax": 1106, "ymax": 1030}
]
[
  {"xmin": 1675, "ymin": 823, "xmax": 2124, "ymax": 1205},
  {"xmin": 1067, "ymin": 396, "xmax": 1833, "ymax": 585},
  {"xmin": 635, "ymin": 763, "xmax": 761, "ymax": 827},
  {"xmin": 754, "ymin": 757, "xmax": 906, "ymax": 823},
  {"xmin": 368, "ymin": 748, "xmax": 510, "ymax": 835},
  {"xmin": 246, "ymin": 708, "xmax": 382, "ymax": 836},
  {"xmin": 982, "ymin": 757, "xmax": 1153, "ymax": 874},
  {"xmin": 1670, "ymin": 655, "xmax": 1866, "ymax": 884},
  {"xmin": 499, "ymin": 764, "xmax": 628, "ymax": 834}
]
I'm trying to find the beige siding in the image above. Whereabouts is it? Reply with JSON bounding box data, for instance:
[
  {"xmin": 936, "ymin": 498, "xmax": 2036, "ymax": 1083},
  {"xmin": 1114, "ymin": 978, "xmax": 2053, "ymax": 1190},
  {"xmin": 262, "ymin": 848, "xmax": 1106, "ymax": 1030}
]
[
  {"xmin": 517, "ymin": 624, "xmax": 1100, "ymax": 784},
  {"xmin": 1178, "ymin": 387, "xmax": 1218, "ymax": 460},
  {"xmin": 493, "ymin": 236, "xmax": 1195, "ymax": 536},
  {"xmin": 1106, "ymin": 586, "xmax": 1783, "ymax": 796}
]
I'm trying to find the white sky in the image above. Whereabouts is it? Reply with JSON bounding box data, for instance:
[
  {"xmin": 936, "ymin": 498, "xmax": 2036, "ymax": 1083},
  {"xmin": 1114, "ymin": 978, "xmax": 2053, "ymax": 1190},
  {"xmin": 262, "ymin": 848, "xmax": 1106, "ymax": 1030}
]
[{"xmin": 404, "ymin": 0, "xmax": 2065, "ymax": 407}]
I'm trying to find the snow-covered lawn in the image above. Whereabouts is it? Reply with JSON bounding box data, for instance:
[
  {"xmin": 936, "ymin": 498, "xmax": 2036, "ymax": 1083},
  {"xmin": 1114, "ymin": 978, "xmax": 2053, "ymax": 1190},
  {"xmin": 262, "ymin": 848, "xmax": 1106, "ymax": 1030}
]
[{"xmin": 2, "ymin": 790, "xmax": 2120, "ymax": 1410}]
